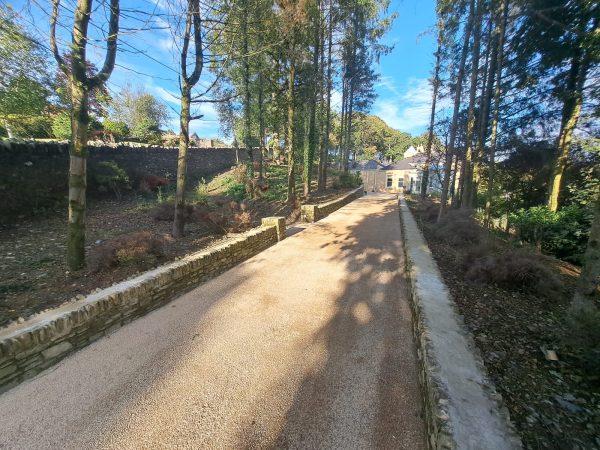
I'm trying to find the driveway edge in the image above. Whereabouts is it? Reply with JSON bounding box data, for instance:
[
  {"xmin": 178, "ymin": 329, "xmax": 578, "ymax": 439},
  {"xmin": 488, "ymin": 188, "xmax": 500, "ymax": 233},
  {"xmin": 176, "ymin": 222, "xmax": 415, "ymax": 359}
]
[
  {"xmin": 0, "ymin": 218, "xmax": 285, "ymax": 394},
  {"xmin": 398, "ymin": 197, "xmax": 522, "ymax": 450}
]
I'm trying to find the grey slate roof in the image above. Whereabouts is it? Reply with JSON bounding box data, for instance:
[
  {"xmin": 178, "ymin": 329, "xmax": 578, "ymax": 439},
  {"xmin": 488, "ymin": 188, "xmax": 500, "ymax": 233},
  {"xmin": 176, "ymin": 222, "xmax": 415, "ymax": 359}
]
[
  {"xmin": 348, "ymin": 159, "xmax": 387, "ymax": 171},
  {"xmin": 383, "ymin": 154, "xmax": 427, "ymax": 170}
]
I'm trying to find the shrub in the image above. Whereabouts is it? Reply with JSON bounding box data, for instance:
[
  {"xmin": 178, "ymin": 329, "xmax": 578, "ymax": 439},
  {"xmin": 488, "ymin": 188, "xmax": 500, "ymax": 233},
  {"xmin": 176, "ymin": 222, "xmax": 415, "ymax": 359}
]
[
  {"xmin": 465, "ymin": 250, "xmax": 562, "ymax": 299},
  {"xmin": 222, "ymin": 175, "xmax": 247, "ymax": 202},
  {"xmin": 194, "ymin": 178, "xmax": 209, "ymax": 204},
  {"xmin": 102, "ymin": 119, "xmax": 129, "ymax": 140},
  {"xmin": 434, "ymin": 209, "xmax": 483, "ymax": 246},
  {"xmin": 510, "ymin": 205, "xmax": 592, "ymax": 264},
  {"xmin": 337, "ymin": 172, "xmax": 362, "ymax": 188},
  {"xmin": 88, "ymin": 231, "xmax": 171, "ymax": 272},
  {"xmin": 151, "ymin": 202, "xmax": 194, "ymax": 221},
  {"xmin": 95, "ymin": 161, "xmax": 130, "ymax": 200}
]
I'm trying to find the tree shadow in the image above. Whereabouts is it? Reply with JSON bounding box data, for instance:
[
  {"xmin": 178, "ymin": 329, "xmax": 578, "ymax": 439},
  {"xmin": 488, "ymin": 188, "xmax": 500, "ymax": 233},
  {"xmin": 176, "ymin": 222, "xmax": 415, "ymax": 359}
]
[{"xmin": 236, "ymin": 195, "xmax": 425, "ymax": 449}]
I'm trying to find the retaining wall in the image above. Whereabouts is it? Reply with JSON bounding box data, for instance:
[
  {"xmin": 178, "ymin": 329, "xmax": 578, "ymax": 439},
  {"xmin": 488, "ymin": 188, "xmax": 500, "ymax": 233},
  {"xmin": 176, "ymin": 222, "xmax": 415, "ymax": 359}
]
[
  {"xmin": 301, "ymin": 186, "xmax": 364, "ymax": 222},
  {"xmin": 398, "ymin": 197, "xmax": 521, "ymax": 450},
  {"xmin": 0, "ymin": 217, "xmax": 286, "ymax": 394}
]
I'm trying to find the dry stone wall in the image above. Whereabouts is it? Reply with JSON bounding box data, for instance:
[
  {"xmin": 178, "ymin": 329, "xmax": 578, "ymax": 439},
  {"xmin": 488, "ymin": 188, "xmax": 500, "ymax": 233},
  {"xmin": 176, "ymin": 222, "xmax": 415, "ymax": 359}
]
[
  {"xmin": 0, "ymin": 219, "xmax": 284, "ymax": 394},
  {"xmin": 301, "ymin": 186, "xmax": 364, "ymax": 222},
  {"xmin": 0, "ymin": 140, "xmax": 244, "ymax": 222}
]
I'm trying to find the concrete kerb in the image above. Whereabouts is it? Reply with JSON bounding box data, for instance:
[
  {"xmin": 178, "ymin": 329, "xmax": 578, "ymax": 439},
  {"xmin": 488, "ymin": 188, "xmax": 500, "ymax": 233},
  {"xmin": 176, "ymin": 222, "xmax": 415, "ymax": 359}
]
[
  {"xmin": 0, "ymin": 218, "xmax": 285, "ymax": 394},
  {"xmin": 398, "ymin": 196, "xmax": 522, "ymax": 450}
]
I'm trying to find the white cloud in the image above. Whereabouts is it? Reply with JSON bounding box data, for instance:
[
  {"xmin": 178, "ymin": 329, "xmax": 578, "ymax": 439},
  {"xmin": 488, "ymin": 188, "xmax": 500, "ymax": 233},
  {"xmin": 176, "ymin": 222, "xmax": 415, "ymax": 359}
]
[{"xmin": 373, "ymin": 77, "xmax": 449, "ymax": 134}]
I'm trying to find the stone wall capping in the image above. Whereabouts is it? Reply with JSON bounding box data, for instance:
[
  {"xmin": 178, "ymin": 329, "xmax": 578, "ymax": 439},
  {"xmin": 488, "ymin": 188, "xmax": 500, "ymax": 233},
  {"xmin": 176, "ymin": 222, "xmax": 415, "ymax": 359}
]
[
  {"xmin": 399, "ymin": 196, "xmax": 522, "ymax": 450},
  {"xmin": 0, "ymin": 219, "xmax": 283, "ymax": 393}
]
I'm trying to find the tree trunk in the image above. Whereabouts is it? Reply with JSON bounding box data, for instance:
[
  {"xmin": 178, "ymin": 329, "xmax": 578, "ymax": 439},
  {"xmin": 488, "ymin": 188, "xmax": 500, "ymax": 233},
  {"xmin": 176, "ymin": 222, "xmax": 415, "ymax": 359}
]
[
  {"xmin": 172, "ymin": 0, "xmax": 203, "ymax": 237},
  {"xmin": 571, "ymin": 194, "xmax": 600, "ymax": 312},
  {"xmin": 321, "ymin": 9, "xmax": 333, "ymax": 188},
  {"xmin": 338, "ymin": 79, "xmax": 347, "ymax": 171},
  {"xmin": 421, "ymin": 19, "xmax": 443, "ymax": 198},
  {"xmin": 344, "ymin": 81, "xmax": 355, "ymax": 173},
  {"xmin": 461, "ymin": 0, "xmax": 482, "ymax": 210},
  {"xmin": 67, "ymin": 80, "xmax": 89, "ymax": 270},
  {"xmin": 304, "ymin": 2, "xmax": 320, "ymax": 198},
  {"xmin": 484, "ymin": 0, "xmax": 509, "ymax": 226},
  {"xmin": 474, "ymin": 17, "xmax": 498, "ymax": 203},
  {"xmin": 242, "ymin": 5, "xmax": 253, "ymax": 182},
  {"xmin": 173, "ymin": 86, "xmax": 191, "ymax": 238},
  {"xmin": 286, "ymin": 61, "xmax": 296, "ymax": 204},
  {"xmin": 438, "ymin": 0, "xmax": 475, "ymax": 221},
  {"xmin": 548, "ymin": 49, "xmax": 586, "ymax": 212},
  {"xmin": 50, "ymin": 0, "xmax": 120, "ymax": 270}
]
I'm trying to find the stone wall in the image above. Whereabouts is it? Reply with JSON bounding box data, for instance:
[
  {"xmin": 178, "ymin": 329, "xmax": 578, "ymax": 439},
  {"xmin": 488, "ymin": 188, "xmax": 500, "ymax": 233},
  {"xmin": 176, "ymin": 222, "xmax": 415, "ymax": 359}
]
[
  {"xmin": 301, "ymin": 186, "xmax": 364, "ymax": 222},
  {"xmin": 0, "ymin": 218, "xmax": 285, "ymax": 394},
  {"xmin": 398, "ymin": 197, "xmax": 521, "ymax": 450},
  {"xmin": 0, "ymin": 140, "xmax": 243, "ymax": 222}
]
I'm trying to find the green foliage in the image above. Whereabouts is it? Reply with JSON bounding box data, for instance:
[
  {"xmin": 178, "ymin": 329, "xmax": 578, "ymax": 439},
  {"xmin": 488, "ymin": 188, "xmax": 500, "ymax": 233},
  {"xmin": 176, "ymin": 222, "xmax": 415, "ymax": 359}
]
[
  {"xmin": 261, "ymin": 165, "xmax": 289, "ymax": 202},
  {"xmin": 51, "ymin": 112, "xmax": 71, "ymax": 139},
  {"xmin": 194, "ymin": 178, "xmax": 209, "ymax": 204},
  {"xmin": 3, "ymin": 115, "xmax": 52, "ymax": 138},
  {"xmin": 95, "ymin": 161, "xmax": 130, "ymax": 200},
  {"xmin": 337, "ymin": 172, "xmax": 362, "ymax": 188},
  {"xmin": 222, "ymin": 175, "xmax": 247, "ymax": 202},
  {"xmin": 109, "ymin": 86, "xmax": 169, "ymax": 142},
  {"xmin": 510, "ymin": 205, "xmax": 592, "ymax": 264},
  {"xmin": 102, "ymin": 119, "xmax": 129, "ymax": 139}
]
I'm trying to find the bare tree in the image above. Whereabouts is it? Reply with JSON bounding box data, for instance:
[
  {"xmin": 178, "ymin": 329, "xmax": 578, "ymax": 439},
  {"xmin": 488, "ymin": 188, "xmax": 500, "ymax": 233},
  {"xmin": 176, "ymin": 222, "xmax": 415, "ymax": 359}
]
[
  {"xmin": 173, "ymin": 0, "xmax": 204, "ymax": 237},
  {"xmin": 50, "ymin": 0, "xmax": 120, "ymax": 270}
]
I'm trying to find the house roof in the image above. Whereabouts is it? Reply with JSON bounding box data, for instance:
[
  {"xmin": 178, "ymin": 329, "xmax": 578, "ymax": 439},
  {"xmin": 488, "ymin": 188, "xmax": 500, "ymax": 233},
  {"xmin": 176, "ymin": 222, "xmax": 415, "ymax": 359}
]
[
  {"xmin": 384, "ymin": 154, "xmax": 427, "ymax": 170},
  {"xmin": 349, "ymin": 159, "xmax": 387, "ymax": 171}
]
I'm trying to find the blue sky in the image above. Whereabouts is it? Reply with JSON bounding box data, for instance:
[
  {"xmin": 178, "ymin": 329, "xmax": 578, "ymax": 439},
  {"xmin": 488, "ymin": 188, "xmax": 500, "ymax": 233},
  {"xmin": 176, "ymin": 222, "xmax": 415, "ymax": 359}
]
[{"xmin": 11, "ymin": 0, "xmax": 438, "ymax": 139}]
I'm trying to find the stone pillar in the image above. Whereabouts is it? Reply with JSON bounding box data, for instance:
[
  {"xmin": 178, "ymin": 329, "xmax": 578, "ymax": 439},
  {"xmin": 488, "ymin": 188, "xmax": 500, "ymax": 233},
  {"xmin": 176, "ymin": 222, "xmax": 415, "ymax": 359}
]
[
  {"xmin": 261, "ymin": 217, "xmax": 286, "ymax": 241},
  {"xmin": 301, "ymin": 205, "xmax": 318, "ymax": 223}
]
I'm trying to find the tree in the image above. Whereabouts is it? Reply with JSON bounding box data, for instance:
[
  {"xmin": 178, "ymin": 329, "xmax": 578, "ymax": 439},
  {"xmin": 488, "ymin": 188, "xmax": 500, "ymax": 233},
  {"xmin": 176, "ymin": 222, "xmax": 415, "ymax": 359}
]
[
  {"xmin": 173, "ymin": 0, "xmax": 204, "ymax": 238},
  {"xmin": 54, "ymin": 54, "xmax": 111, "ymax": 119},
  {"xmin": 512, "ymin": 1, "xmax": 599, "ymax": 211},
  {"xmin": 110, "ymin": 86, "xmax": 169, "ymax": 141},
  {"xmin": 421, "ymin": 15, "xmax": 444, "ymax": 198},
  {"xmin": 0, "ymin": 6, "xmax": 52, "ymax": 137},
  {"xmin": 438, "ymin": 0, "xmax": 475, "ymax": 220},
  {"xmin": 571, "ymin": 193, "xmax": 600, "ymax": 313},
  {"xmin": 50, "ymin": 0, "xmax": 120, "ymax": 270}
]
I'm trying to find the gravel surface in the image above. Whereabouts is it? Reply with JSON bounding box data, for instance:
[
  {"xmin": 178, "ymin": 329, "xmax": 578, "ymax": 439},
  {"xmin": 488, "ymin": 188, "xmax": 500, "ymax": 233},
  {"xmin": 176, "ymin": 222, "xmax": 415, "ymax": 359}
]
[{"xmin": 0, "ymin": 193, "xmax": 425, "ymax": 449}]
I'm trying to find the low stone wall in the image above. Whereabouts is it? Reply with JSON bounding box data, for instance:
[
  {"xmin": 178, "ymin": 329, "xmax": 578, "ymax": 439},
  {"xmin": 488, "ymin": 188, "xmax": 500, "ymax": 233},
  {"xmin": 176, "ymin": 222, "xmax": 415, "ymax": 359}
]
[
  {"xmin": 301, "ymin": 186, "xmax": 364, "ymax": 222},
  {"xmin": 0, "ymin": 217, "xmax": 285, "ymax": 394},
  {"xmin": 398, "ymin": 197, "xmax": 521, "ymax": 450}
]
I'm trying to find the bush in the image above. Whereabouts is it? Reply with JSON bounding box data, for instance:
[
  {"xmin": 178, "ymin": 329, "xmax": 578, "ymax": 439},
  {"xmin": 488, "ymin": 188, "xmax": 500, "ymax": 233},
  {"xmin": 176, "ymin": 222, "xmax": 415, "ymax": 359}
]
[
  {"xmin": 434, "ymin": 209, "xmax": 483, "ymax": 246},
  {"xmin": 510, "ymin": 205, "xmax": 592, "ymax": 264},
  {"xmin": 194, "ymin": 178, "xmax": 209, "ymax": 204},
  {"xmin": 95, "ymin": 161, "xmax": 130, "ymax": 200},
  {"xmin": 88, "ymin": 231, "xmax": 171, "ymax": 272},
  {"xmin": 222, "ymin": 175, "xmax": 247, "ymax": 202},
  {"xmin": 337, "ymin": 172, "xmax": 362, "ymax": 188},
  {"xmin": 102, "ymin": 119, "xmax": 129, "ymax": 140},
  {"xmin": 465, "ymin": 250, "xmax": 562, "ymax": 299},
  {"xmin": 151, "ymin": 202, "xmax": 194, "ymax": 221}
]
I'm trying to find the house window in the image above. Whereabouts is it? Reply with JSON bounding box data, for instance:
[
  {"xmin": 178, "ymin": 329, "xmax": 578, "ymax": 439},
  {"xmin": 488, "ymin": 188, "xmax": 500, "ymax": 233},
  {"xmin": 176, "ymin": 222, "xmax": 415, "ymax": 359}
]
[
  {"xmin": 386, "ymin": 174, "xmax": 393, "ymax": 188},
  {"xmin": 397, "ymin": 178, "xmax": 404, "ymax": 188}
]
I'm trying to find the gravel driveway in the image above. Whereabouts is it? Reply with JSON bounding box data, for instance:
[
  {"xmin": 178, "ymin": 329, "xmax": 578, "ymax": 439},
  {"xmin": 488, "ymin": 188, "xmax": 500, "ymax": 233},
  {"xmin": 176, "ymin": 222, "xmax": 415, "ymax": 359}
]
[{"xmin": 0, "ymin": 193, "xmax": 425, "ymax": 449}]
